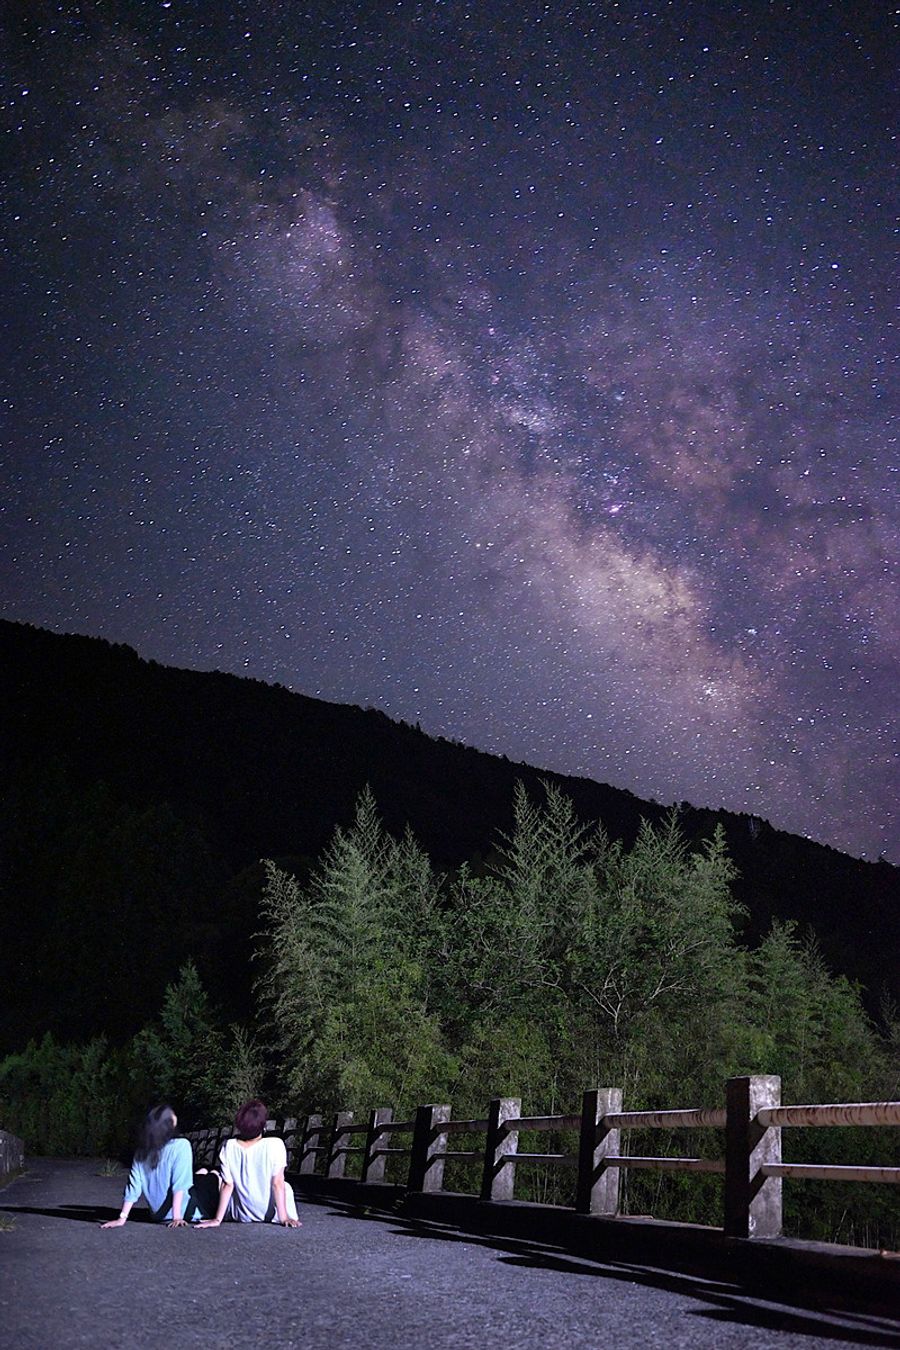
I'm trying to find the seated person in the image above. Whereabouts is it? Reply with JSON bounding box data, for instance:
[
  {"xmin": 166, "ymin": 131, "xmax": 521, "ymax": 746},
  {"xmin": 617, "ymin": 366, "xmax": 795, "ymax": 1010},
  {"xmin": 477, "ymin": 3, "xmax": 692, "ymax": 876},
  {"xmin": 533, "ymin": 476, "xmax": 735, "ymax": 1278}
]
[
  {"xmin": 101, "ymin": 1104, "xmax": 217, "ymax": 1227},
  {"xmin": 198, "ymin": 1098, "xmax": 300, "ymax": 1227}
]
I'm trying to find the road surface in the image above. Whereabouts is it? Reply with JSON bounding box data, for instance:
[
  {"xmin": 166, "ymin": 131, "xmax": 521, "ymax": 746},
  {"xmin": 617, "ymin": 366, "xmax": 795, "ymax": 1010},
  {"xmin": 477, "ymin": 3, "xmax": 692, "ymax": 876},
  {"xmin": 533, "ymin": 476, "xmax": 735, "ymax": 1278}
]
[{"xmin": 1, "ymin": 1158, "xmax": 897, "ymax": 1348}]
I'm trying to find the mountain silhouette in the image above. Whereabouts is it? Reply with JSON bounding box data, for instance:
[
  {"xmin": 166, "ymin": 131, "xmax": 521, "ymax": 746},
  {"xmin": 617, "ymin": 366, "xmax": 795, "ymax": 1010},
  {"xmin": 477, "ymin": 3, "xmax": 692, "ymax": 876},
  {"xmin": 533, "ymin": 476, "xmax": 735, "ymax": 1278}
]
[{"xmin": 1, "ymin": 618, "xmax": 896, "ymax": 1052}]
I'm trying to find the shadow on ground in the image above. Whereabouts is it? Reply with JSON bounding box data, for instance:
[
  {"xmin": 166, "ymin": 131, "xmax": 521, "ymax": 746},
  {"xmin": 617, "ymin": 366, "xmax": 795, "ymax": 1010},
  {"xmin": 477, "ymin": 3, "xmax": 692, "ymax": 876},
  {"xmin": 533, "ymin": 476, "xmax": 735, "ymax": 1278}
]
[
  {"xmin": 0, "ymin": 1203, "xmax": 154, "ymax": 1225},
  {"xmin": 309, "ymin": 1194, "xmax": 900, "ymax": 1350}
]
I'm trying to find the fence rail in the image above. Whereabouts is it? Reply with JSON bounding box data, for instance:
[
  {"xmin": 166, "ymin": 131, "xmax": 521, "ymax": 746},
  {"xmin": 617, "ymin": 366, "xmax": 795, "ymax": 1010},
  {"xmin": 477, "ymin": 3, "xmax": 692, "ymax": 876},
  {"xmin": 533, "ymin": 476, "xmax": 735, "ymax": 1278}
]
[
  {"xmin": 444, "ymin": 1118, "xmax": 489, "ymax": 1135},
  {"xmin": 606, "ymin": 1107, "xmax": 727, "ymax": 1129},
  {"xmin": 757, "ymin": 1102, "xmax": 900, "ymax": 1129},
  {"xmin": 185, "ymin": 1077, "xmax": 900, "ymax": 1243}
]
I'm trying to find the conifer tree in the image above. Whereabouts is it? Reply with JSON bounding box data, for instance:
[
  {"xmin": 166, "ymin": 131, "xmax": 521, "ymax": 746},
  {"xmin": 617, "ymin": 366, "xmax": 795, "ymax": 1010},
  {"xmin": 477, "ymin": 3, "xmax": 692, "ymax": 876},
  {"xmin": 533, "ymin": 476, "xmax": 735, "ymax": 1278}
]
[
  {"xmin": 257, "ymin": 789, "xmax": 452, "ymax": 1111},
  {"xmin": 130, "ymin": 960, "xmax": 222, "ymax": 1121}
]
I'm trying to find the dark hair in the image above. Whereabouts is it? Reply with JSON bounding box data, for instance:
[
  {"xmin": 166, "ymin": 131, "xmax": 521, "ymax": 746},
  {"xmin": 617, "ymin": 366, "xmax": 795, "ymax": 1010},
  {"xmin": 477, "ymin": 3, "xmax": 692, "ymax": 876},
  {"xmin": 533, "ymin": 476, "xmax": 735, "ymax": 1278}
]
[
  {"xmin": 234, "ymin": 1099, "xmax": 268, "ymax": 1141},
  {"xmin": 134, "ymin": 1104, "xmax": 177, "ymax": 1170}
]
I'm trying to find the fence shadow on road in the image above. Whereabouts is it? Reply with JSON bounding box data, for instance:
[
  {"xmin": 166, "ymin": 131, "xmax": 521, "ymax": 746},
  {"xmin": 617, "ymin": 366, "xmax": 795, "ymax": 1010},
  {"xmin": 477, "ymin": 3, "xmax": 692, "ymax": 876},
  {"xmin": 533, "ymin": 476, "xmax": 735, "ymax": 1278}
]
[
  {"xmin": 683, "ymin": 1299, "xmax": 900, "ymax": 1349},
  {"xmin": 311, "ymin": 1194, "xmax": 900, "ymax": 1350},
  {"xmin": 494, "ymin": 1250, "xmax": 900, "ymax": 1349}
]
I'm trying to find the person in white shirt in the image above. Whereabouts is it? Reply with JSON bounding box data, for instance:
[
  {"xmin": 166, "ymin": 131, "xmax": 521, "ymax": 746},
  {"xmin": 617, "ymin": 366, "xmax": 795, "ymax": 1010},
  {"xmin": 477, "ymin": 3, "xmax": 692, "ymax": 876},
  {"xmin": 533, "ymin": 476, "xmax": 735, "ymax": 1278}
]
[{"xmin": 198, "ymin": 1099, "xmax": 300, "ymax": 1228}]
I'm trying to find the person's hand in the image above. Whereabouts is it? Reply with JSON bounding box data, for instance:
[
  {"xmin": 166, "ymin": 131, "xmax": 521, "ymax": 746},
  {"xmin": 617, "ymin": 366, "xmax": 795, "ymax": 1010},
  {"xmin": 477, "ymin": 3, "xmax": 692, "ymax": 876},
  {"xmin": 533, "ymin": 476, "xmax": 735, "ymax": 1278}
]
[
  {"xmin": 100, "ymin": 1217, "xmax": 127, "ymax": 1228},
  {"xmin": 196, "ymin": 1218, "xmax": 221, "ymax": 1228},
  {"xmin": 280, "ymin": 1218, "xmax": 301, "ymax": 1228},
  {"xmin": 167, "ymin": 1218, "xmax": 188, "ymax": 1228}
]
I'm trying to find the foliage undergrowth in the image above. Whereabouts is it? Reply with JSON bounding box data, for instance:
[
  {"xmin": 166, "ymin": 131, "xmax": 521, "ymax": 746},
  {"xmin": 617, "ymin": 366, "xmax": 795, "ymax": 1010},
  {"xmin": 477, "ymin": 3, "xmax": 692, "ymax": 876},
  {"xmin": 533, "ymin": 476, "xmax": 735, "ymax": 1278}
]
[{"xmin": 1, "ymin": 784, "xmax": 896, "ymax": 1247}]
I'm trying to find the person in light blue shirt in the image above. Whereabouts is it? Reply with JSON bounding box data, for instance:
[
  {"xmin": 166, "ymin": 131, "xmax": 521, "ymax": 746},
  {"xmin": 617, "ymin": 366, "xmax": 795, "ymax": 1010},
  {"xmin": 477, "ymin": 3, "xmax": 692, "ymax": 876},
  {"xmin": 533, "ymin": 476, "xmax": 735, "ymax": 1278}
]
[{"xmin": 101, "ymin": 1104, "xmax": 212, "ymax": 1227}]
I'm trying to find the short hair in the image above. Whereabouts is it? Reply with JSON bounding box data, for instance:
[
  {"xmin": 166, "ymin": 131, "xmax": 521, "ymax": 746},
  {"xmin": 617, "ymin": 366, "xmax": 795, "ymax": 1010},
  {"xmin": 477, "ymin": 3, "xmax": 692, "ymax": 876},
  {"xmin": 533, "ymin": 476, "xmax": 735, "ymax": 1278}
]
[{"xmin": 234, "ymin": 1099, "xmax": 268, "ymax": 1140}]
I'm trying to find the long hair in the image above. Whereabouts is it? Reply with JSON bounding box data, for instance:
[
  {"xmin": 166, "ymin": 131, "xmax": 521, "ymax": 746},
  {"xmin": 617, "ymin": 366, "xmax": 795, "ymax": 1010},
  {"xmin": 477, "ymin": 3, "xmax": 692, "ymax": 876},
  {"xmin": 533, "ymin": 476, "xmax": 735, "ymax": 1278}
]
[
  {"xmin": 134, "ymin": 1105, "xmax": 177, "ymax": 1170},
  {"xmin": 234, "ymin": 1099, "xmax": 268, "ymax": 1141}
]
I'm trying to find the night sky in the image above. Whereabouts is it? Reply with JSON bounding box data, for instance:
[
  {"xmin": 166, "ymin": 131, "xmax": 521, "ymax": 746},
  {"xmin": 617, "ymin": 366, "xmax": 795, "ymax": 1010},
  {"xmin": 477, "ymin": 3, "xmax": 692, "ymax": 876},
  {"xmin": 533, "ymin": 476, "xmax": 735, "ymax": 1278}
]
[{"xmin": 2, "ymin": 3, "xmax": 896, "ymax": 860}]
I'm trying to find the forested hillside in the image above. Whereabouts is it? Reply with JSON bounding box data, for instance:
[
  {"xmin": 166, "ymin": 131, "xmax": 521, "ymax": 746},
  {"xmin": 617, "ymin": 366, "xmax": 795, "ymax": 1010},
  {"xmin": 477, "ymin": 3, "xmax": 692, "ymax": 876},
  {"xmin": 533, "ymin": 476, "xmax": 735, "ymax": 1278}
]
[{"xmin": 2, "ymin": 618, "xmax": 897, "ymax": 1057}]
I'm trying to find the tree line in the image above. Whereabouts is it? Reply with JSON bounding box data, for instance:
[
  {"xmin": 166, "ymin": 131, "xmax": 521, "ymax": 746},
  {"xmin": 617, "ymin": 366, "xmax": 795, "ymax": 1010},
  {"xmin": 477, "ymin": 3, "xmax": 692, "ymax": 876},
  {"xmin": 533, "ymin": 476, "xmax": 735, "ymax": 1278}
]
[
  {"xmin": 4, "ymin": 618, "xmax": 898, "ymax": 1059},
  {"xmin": 2, "ymin": 784, "xmax": 897, "ymax": 1245}
]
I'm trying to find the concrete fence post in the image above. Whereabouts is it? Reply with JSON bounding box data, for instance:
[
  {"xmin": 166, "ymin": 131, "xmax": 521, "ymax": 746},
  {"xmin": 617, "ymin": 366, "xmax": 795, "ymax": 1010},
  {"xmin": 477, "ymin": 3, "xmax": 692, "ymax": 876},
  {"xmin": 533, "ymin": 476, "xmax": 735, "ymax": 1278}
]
[
  {"xmin": 195, "ymin": 1128, "xmax": 218, "ymax": 1169},
  {"xmin": 208, "ymin": 1127, "xmax": 225, "ymax": 1167},
  {"xmin": 575, "ymin": 1087, "xmax": 623, "ymax": 1215},
  {"xmin": 210, "ymin": 1126, "xmax": 225, "ymax": 1168},
  {"xmin": 281, "ymin": 1117, "xmax": 297, "ymax": 1168},
  {"xmin": 480, "ymin": 1097, "xmax": 521, "ymax": 1202},
  {"xmin": 408, "ymin": 1104, "xmax": 451, "ymax": 1193},
  {"xmin": 725, "ymin": 1075, "xmax": 782, "ymax": 1239},
  {"xmin": 327, "ymin": 1110, "xmax": 354, "ymax": 1179},
  {"xmin": 0, "ymin": 1129, "xmax": 25, "ymax": 1185},
  {"xmin": 362, "ymin": 1107, "xmax": 394, "ymax": 1183},
  {"xmin": 298, "ymin": 1113, "xmax": 323, "ymax": 1174},
  {"xmin": 0, "ymin": 1130, "xmax": 24, "ymax": 1186}
]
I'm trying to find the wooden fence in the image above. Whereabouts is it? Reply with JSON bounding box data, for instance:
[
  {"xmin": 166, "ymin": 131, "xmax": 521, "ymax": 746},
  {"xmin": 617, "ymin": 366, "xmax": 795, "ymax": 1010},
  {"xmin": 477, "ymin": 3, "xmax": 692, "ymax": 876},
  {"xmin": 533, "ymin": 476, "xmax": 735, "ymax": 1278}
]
[{"xmin": 185, "ymin": 1076, "xmax": 900, "ymax": 1242}]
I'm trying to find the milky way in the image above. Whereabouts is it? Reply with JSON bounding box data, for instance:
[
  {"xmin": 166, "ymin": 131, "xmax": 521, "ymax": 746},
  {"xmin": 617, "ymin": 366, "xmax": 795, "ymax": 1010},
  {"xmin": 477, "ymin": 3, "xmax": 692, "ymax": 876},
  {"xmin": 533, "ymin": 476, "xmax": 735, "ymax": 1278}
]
[{"xmin": 2, "ymin": 3, "xmax": 896, "ymax": 858}]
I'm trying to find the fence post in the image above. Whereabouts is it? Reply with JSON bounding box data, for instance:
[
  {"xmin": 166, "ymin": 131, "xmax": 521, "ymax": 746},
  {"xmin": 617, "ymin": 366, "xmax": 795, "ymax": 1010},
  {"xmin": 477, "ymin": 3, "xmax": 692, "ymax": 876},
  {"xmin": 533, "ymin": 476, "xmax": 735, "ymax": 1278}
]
[
  {"xmin": 362, "ymin": 1107, "xmax": 394, "ymax": 1183},
  {"xmin": 202, "ymin": 1127, "xmax": 223, "ymax": 1169},
  {"xmin": 327, "ymin": 1110, "xmax": 353, "ymax": 1179},
  {"xmin": 575, "ymin": 1087, "xmax": 622, "ymax": 1215},
  {"xmin": 281, "ymin": 1117, "xmax": 297, "ymax": 1168},
  {"xmin": 480, "ymin": 1097, "xmax": 520, "ymax": 1202},
  {"xmin": 209, "ymin": 1126, "xmax": 226, "ymax": 1167},
  {"xmin": 408, "ymin": 1104, "xmax": 451, "ymax": 1193},
  {"xmin": 298, "ymin": 1113, "xmax": 323, "ymax": 1175},
  {"xmin": 725, "ymin": 1075, "xmax": 782, "ymax": 1239}
]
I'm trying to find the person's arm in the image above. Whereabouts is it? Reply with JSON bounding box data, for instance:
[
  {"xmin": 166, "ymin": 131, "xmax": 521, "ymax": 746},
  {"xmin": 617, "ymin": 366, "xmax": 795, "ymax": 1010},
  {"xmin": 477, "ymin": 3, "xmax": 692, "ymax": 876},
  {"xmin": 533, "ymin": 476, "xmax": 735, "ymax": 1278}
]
[
  {"xmin": 101, "ymin": 1199, "xmax": 134, "ymax": 1228},
  {"xmin": 168, "ymin": 1189, "xmax": 187, "ymax": 1227},
  {"xmin": 272, "ymin": 1170, "xmax": 300, "ymax": 1227},
  {"xmin": 101, "ymin": 1158, "xmax": 142, "ymax": 1228},
  {"xmin": 196, "ymin": 1180, "xmax": 233, "ymax": 1227},
  {"xmin": 167, "ymin": 1139, "xmax": 193, "ymax": 1226}
]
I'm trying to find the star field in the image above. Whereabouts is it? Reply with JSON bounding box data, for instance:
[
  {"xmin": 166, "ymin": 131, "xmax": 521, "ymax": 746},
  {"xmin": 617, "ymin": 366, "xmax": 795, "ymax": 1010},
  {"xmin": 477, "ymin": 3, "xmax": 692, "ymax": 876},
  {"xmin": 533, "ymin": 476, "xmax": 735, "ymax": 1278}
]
[{"xmin": 1, "ymin": 2, "xmax": 896, "ymax": 858}]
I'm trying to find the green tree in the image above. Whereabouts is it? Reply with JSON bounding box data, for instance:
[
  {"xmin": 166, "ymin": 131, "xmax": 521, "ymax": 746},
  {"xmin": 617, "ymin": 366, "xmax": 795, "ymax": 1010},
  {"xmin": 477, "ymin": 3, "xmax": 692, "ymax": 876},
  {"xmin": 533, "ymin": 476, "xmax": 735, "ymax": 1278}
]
[
  {"xmin": 257, "ymin": 789, "xmax": 453, "ymax": 1113},
  {"xmin": 0, "ymin": 1032, "xmax": 127, "ymax": 1156},
  {"xmin": 444, "ymin": 792, "xmax": 746, "ymax": 1111},
  {"xmin": 451, "ymin": 783, "xmax": 599, "ymax": 1011},
  {"xmin": 569, "ymin": 815, "xmax": 741, "ymax": 1042},
  {"xmin": 738, "ymin": 920, "xmax": 889, "ymax": 1101},
  {"xmin": 130, "ymin": 960, "xmax": 223, "ymax": 1122},
  {"xmin": 207, "ymin": 1023, "xmax": 265, "ymax": 1122}
]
